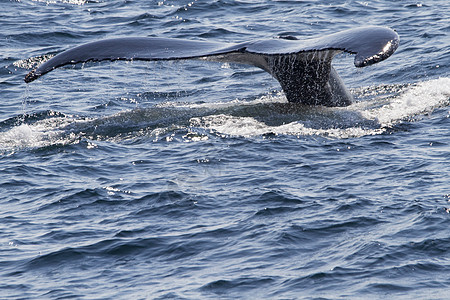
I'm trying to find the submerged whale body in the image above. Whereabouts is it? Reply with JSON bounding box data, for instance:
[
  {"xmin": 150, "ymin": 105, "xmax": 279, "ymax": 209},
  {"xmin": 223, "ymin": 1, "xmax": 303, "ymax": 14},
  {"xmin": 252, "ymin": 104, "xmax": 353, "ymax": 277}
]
[{"xmin": 24, "ymin": 26, "xmax": 399, "ymax": 107}]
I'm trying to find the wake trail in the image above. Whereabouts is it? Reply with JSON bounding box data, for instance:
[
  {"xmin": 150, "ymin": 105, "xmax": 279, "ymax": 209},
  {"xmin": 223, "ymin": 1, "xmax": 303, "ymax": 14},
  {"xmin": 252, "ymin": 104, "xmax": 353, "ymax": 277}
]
[{"xmin": 1, "ymin": 77, "xmax": 448, "ymax": 152}]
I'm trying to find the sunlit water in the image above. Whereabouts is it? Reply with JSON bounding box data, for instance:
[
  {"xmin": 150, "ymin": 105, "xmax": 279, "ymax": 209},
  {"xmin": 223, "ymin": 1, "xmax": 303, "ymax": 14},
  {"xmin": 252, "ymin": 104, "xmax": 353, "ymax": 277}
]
[{"xmin": 1, "ymin": 0, "xmax": 449, "ymax": 298}]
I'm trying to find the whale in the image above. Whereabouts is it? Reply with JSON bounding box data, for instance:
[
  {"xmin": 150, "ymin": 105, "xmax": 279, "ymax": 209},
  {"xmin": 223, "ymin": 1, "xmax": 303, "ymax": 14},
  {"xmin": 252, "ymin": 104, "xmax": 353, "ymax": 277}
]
[{"xmin": 24, "ymin": 26, "xmax": 399, "ymax": 107}]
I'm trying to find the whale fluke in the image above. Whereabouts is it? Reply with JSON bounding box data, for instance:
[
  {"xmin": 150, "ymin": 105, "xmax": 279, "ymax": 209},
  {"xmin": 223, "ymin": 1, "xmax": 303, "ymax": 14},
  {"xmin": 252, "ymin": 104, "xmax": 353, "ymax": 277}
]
[{"xmin": 24, "ymin": 26, "xmax": 399, "ymax": 106}]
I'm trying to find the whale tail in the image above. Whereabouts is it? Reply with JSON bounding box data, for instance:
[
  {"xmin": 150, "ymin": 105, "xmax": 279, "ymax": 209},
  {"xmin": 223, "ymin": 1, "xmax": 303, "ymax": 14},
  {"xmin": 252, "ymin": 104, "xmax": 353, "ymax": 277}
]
[{"xmin": 24, "ymin": 26, "xmax": 399, "ymax": 107}]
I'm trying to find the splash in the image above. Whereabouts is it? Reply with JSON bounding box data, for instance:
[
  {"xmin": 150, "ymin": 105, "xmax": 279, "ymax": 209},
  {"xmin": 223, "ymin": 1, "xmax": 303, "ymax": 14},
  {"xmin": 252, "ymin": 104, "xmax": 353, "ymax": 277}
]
[
  {"xmin": 1, "ymin": 78, "xmax": 449, "ymax": 152},
  {"xmin": 190, "ymin": 114, "xmax": 384, "ymax": 139},
  {"xmin": 13, "ymin": 54, "xmax": 54, "ymax": 70},
  {"xmin": 190, "ymin": 77, "xmax": 450, "ymax": 138},
  {"xmin": 0, "ymin": 117, "xmax": 73, "ymax": 153},
  {"xmin": 361, "ymin": 77, "xmax": 450, "ymax": 124}
]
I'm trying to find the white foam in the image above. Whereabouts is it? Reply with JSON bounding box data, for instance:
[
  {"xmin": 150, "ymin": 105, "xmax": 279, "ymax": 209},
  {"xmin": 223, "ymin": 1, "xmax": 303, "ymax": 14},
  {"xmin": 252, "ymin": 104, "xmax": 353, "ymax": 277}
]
[
  {"xmin": 362, "ymin": 77, "xmax": 450, "ymax": 125},
  {"xmin": 0, "ymin": 117, "xmax": 73, "ymax": 151},
  {"xmin": 189, "ymin": 77, "xmax": 450, "ymax": 138},
  {"xmin": 1, "ymin": 78, "xmax": 448, "ymax": 151},
  {"xmin": 190, "ymin": 114, "xmax": 384, "ymax": 139}
]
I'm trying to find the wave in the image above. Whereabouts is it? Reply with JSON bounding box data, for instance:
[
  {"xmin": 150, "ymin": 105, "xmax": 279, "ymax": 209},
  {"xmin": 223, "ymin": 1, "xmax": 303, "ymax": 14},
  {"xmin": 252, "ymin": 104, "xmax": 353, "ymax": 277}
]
[
  {"xmin": 191, "ymin": 77, "xmax": 450, "ymax": 138},
  {"xmin": 1, "ymin": 77, "xmax": 449, "ymax": 153}
]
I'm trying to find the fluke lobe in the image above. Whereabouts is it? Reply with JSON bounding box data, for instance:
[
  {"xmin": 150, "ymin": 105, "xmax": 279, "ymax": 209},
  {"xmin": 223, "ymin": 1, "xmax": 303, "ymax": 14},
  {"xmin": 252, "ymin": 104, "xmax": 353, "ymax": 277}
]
[{"xmin": 25, "ymin": 26, "xmax": 399, "ymax": 107}]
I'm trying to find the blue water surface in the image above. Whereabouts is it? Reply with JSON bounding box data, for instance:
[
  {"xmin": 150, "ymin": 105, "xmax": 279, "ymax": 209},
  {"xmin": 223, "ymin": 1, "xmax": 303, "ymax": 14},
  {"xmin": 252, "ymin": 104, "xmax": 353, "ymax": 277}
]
[{"xmin": 1, "ymin": 0, "xmax": 450, "ymax": 298}]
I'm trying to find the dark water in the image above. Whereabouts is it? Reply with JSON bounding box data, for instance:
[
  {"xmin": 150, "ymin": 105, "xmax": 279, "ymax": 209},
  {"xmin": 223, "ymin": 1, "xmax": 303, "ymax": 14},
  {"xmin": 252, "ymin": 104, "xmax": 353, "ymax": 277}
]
[{"xmin": 1, "ymin": 0, "xmax": 450, "ymax": 298}]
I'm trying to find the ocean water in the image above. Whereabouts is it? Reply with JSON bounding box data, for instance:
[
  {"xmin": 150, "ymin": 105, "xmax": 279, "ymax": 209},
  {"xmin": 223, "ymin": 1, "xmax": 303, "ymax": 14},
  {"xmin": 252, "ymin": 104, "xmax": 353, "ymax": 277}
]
[{"xmin": 1, "ymin": 0, "xmax": 450, "ymax": 298}]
